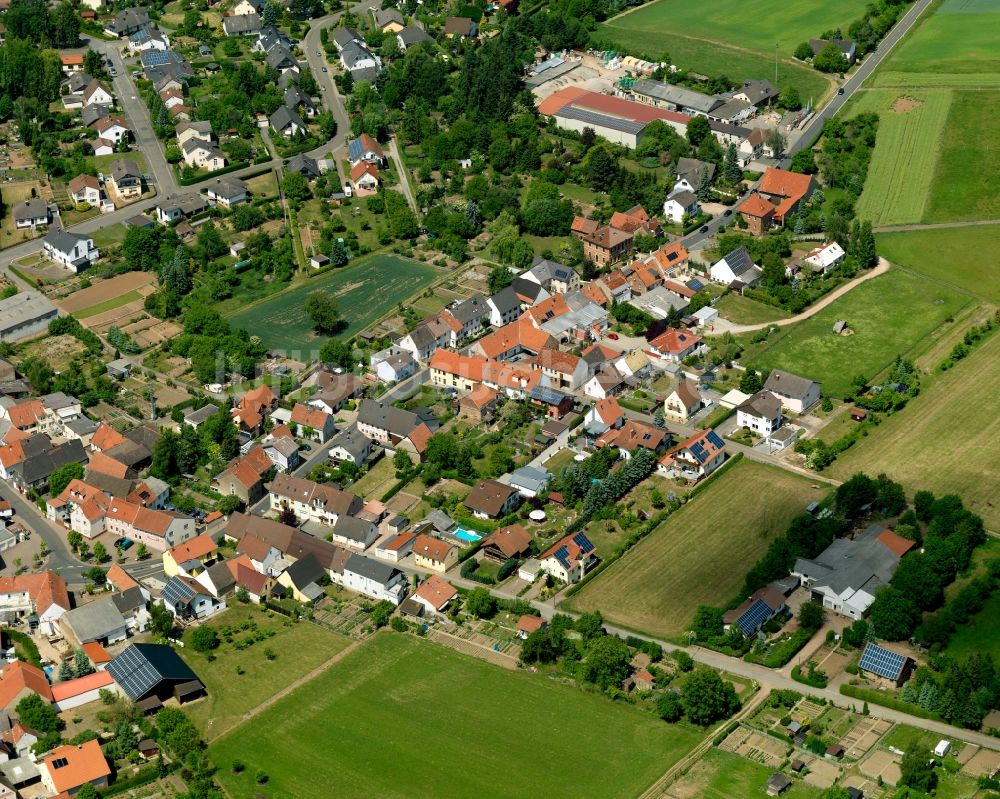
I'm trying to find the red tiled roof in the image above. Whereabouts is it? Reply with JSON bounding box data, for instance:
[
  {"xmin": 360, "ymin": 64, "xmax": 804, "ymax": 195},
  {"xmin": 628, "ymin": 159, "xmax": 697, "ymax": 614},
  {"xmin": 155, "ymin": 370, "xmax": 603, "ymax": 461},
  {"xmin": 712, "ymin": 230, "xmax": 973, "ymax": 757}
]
[
  {"xmin": 290, "ymin": 403, "xmax": 331, "ymax": 431},
  {"xmin": 516, "ymin": 614, "xmax": 544, "ymax": 633},
  {"xmin": 88, "ymin": 450, "xmax": 129, "ymax": 479},
  {"xmin": 413, "ymin": 574, "xmax": 456, "ymax": 611},
  {"xmin": 82, "ymin": 641, "xmax": 113, "ymax": 665},
  {"xmin": 412, "ymin": 534, "xmax": 454, "ymax": 563},
  {"xmin": 51, "ymin": 670, "xmax": 114, "ymax": 702},
  {"xmin": 737, "ymin": 192, "xmax": 775, "ymax": 218},
  {"xmin": 877, "ymin": 529, "xmax": 917, "ymax": 558},
  {"xmin": 106, "ymin": 564, "xmax": 138, "ymax": 592},
  {"xmin": 0, "ymin": 660, "xmax": 53, "ymax": 709},
  {"xmin": 41, "ymin": 740, "xmax": 110, "ymax": 794},
  {"xmin": 8, "ymin": 400, "xmax": 44, "ymax": 429},
  {"xmin": 0, "ymin": 571, "xmax": 70, "ymax": 617},
  {"xmin": 649, "ymin": 328, "xmax": 702, "ymax": 355},
  {"xmin": 758, "ymin": 167, "xmax": 814, "ymax": 201},
  {"xmin": 167, "ymin": 533, "xmax": 217, "ymax": 564}
]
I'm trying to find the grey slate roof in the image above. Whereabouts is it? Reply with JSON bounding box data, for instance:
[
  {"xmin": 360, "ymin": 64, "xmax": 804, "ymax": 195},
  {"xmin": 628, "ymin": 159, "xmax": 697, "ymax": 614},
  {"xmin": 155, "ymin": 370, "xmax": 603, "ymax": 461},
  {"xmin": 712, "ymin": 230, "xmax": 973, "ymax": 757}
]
[
  {"xmin": 737, "ymin": 389, "xmax": 782, "ymax": 420},
  {"xmin": 794, "ymin": 525, "xmax": 903, "ymax": 598},
  {"xmin": 332, "ymin": 515, "xmax": 375, "ymax": 544},
  {"xmin": 284, "ymin": 153, "xmax": 321, "ymax": 178},
  {"xmin": 42, "ymin": 229, "xmax": 89, "ymax": 256},
  {"xmin": 764, "ymin": 369, "xmax": 819, "ymax": 401},
  {"xmin": 719, "ymin": 246, "xmax": 754, "ymax": 277},
  {"xmin": 631, "ymin": 79, "xmax": 721, "ymax": 114},
  {"xmin": 356, "ymin": 399, "xmax": 419, "ymax": 438},
  {"xmin": 269, "ymin": 104, "xmax": 304, "ymax": 132},
  {"xmin": 184, "ymin": 404, "xmax": 219, "ymax": 426},
  {"xmin": 344, "ymin": 552, "xmax": 399, "ymax": 584},
  {"xmin": 283, "ymin": 552, "xmax": 325, "ymax": 589},
  {"xmin": 328, "ymin": 424, "xmax": 373, "ymax": 460},
  {"xmin": 397, "ymin": 25, "xmax": 431, "ymax": 47},
  {"xmin": 223, "ymin": 13, "xmax": 261, "ymax": 35},
  {"xmin": 447, "ymin": 293, "xmax": 487, "ymax": 325}
]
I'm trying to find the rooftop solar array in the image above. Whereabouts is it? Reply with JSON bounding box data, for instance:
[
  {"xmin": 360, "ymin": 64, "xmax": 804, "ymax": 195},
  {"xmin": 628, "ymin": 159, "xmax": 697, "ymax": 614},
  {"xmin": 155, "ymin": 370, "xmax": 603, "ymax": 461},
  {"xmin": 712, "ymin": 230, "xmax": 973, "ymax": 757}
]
[
  {"xmin": 734, "ymin": 598, "xmax": 772, "ymax": 636},
  {"xmin": 161, "ymin": 576, "xmax": 197, "ymax": 609},
  {"xmin": 859, "ymin": 642, "xmax": 907, "ymax": 680},
  {"xmin": 107, "ymin": 644, "xmax": 198, "ymax": 700}
]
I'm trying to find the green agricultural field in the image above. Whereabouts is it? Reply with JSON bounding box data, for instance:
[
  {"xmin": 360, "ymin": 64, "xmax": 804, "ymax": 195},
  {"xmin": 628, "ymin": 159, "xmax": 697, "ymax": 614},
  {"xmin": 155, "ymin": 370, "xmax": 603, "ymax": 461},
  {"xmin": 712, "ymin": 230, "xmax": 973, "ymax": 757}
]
[
  {"xmin": 566, "ymin": 460, "xmax": 821, "ymax": 639},
  {"xmin": 924, "ymin": 91, "xmax": 1000, "ymax": 223},
  {"xmin": 603, "ymin": 0, "xmax": 868, "ymax": 59},
  {"xmin": 595, "ymin": 24, "xmax": 830, "ymax": 104},
  {"xmin": 744, "ymin": 269, "xmax": 969, "ymax": 397},
  {"xmin": 669, "ymin": 750, "xmax": 823, "ymax": 799},
  {"xmin": 210, "ymin": 633, "xmax": 703, "ymax": 799},
  {"xmin": 877, "ymin": 226, "xmax": 1000, "ymax": 303},
  {"xmin": 873, "ymin": 2, "xmax": 1000, "ymax": 85},
  {"xmin": 227, "ymin": 255, "xmax": 438, "ymax": 353},
  {"xmin": 851, "ymin": 89, "xmax": 952, "ymax": 226},
  {"xmin": 830, "ymin": 333, "xmax": 1000, "ymax": 530},
  {"xmin": 179, "ymin": 605, "xmax": 352, "ymax": 740}
]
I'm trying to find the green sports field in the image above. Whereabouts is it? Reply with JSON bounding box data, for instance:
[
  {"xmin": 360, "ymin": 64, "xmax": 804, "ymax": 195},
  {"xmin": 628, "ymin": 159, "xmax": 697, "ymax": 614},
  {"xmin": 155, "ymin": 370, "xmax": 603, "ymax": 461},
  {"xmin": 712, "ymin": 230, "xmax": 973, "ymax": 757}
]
[
  {"xmin": 597, "ymin": 0, "xmax": 836, "ymax": 103},
  {"xmin": 743, "ymin": 269, "xmax": 970, "ymax": 397},
  {"xmin": 877, "ymin": 226, "xmax": 1000, "ymax": 303},
  {"xmin": 209, "ymin": 633, "xmax": 703, "ymax": 799},
  {"xmin": 227, "ymin": 255, "xmax": 438, "ymax": 353},
  {"xmin": 830, "ymin": 332, "xmax": 1000, "ymax": 530},
  {"xmin": 566, "ymin": 459, "xmax": 821, "ymax": 639}
]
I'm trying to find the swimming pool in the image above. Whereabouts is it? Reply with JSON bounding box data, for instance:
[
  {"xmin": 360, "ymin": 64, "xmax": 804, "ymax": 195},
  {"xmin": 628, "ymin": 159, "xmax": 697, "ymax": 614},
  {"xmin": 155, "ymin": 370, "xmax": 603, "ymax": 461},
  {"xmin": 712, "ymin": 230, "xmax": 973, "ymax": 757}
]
[{"xmin": 453, "ymin": 527, "xmax": 482, "ymax": 542}]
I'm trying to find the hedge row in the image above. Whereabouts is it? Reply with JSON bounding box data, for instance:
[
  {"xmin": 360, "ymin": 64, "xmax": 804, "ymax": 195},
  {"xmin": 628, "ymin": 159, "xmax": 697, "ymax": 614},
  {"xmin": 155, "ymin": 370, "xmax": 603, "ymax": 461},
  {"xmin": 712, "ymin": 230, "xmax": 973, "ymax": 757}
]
[
  {"xmin": 745, "ymin": 628, "xmax": 813, "ymax": 668},
  {"xmin": 840, "ymin": 684, "xmax": 941, "ymax": 721},
  {"xmin": 176, "ymin": 160, "xmax": 255, "ymax": 187}
]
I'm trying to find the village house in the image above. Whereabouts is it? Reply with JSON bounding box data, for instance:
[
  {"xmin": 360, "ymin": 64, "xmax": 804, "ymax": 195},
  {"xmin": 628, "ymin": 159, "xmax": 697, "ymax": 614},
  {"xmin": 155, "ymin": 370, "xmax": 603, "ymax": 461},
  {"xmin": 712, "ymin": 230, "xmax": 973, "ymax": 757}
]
[
  {"xmin": 657, "ymin": 428, "xmax": 726, "ymax": 482},
  {"xmin": 161, "ymin": 575, "xmax": 226, "ymax": 620},
  {"xmin": 710, "ymin": 246, "xmax": 762, "ymax": 287},
  {"xmin": 68, "ymin": 174, "xmax": 102, "ymax": 207},
  {"xmin": 330, "ymin": 515, "xmax": 378, "ymax": 551},
  {"xmin": 480, "ymin": 523, "xmax": 533, "ymax": 562},
  {"xmin": 458, "ymin": 384, "xmax": 500, "ymax": 423},
  {"xmin": 663, "ymin": 379, "xmax": 702, "ymax": 423},
  {"xmin": 162, "ymin": 533, "xmax": 218, "ymax": 578},
  {"xmin": 575, "ymin": 223, "xmax": 633, "ymax": 267},
  {"xmin": 723, "ymin": 585, "xmax": 787, "ymax": 637},
  {"xmin": 411, "ymin": 575, "xmax": 457, "ymax": 618},
  {"xmin": 539, "ymin": 531, "xmax": 596, "ymax": 584},
  {"xmin": 328, "ymin": 425, "xmax": 376, "ymax": 467},
  {"xmin": 267, "ymin": 473, "xmax": 362, "ymax": 526},
  {"xmin": 0, "ymin": 572, "xmax": 70, "ymax": 636},
  {"xmin": 764, "ymin": 370, "xmax": 821, "ymax": 414},
  {"xmin": 373, "ymin": 531, "xmax": 417, "ymax": 562},
  {"xmin": 648, "ymin": 328, "xmax": 703, "ymax": 363},
  {"xmin": 596, "ymin": 419, "xmax": 669, "ymax": 459},
  {"xmin": 205, "ymin": 177, "xmax": 247, "ymax": 208},
  {"xmin": 412, "ymin": 534, "xmax": 458, "ymax": 573},
  {"xmin": 13, "ymin": 199, "xmax": 50, "ymax": 229},
  {"xmin": 463, "ymin": 479, "xmax": 521, "ymax": 520},
  {"xmin": 106, "ymin": 159, "xmax": 143, "ymax": 200},
  {"xmin": 398, "ymin": 316, "xmax": 451, "ymax": 362},
  {"xmin": 347, "ymin": 133, "xmax": 385, "ymax": 166},
  {"xmin": 584, "ymin": 396, "xmax": 625, "ymax": 433},
  {"xmin": 355, "ymin": 399, "xmax": 433, "ymax": 456},
  {"xmin": 803, "ymin": 242, "xmax": 846, "ymax": 274},
  {"xmin": 290, "ymin": 403, "xmax": 336, "ymax": 443},
  {"xmin": 342, "ymin": 554, "xmax": 407, "ymax": 605},
  {"xmin": 41, "ymin": 230, "xmax": 100, "ymax": 272},
  {"xmin": 793, "ymin": 526, "xmax": 915, "ymax": 618},
  {"xmin": 736, "ymin": 390, "xmax": 784, "ymax": 436},
  {"xmin": 662, "ymin": 189, "xmax": 699, "ymax": 224},
  {"xmin": 39, "ymin": 740, "xmax": 110, "ymax": 796},
  {"xmin": 523, "ymin": 258, "xmax": 581, "ymax": 295}
]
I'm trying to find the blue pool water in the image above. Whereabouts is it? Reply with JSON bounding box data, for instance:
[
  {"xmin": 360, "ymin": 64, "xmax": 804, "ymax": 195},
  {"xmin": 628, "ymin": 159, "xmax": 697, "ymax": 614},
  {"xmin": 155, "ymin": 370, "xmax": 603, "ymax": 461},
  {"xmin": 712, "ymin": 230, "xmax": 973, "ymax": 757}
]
[{"xmin": 453, "ymin": 527, "xmax": 482, "ymax": 542}]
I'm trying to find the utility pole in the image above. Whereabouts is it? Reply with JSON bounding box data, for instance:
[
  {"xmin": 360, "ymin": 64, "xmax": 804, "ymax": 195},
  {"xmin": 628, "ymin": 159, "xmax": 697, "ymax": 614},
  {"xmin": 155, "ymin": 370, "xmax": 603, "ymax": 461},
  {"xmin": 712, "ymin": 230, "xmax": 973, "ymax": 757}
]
[{"xmin": 775, "ymin": 43, "xmax": 779, "ymax": 86}]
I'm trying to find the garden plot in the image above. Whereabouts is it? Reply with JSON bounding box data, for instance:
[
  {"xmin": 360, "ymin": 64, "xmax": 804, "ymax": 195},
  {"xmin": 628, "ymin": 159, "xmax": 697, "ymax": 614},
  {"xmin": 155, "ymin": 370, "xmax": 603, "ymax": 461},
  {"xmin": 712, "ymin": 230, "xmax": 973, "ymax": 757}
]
[
  {"xmin": 839, "ymin": 718, "xmax": 891, "ymax": 760},
  {"xmin": 859, "ymin": 750, "xmax": 901, "ymax": 786},
  {"xmin": 719, "ymin": 726, "xmax": 787, "ymax": 768},
  {"xmin": 961, "ymin": 748, "xmax": 1000, "ymax": 778},
  {"xmin": 798, "ymin": 756, "xmax": 839, "ymax": 789}
]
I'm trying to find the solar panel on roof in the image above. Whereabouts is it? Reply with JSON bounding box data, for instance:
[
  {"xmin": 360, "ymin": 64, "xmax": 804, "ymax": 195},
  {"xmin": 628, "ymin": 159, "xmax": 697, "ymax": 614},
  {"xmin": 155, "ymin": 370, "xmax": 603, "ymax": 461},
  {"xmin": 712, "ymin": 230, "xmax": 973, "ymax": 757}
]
[
  {"xmin": 859, "ymin": 643, "xmax": 906, "ymax": 680},
  {"xmin": 706, "ymin": 430, "xmax": 725, "ymax": 448},
  {"xmin": 108, "ymin": 645, "xmax": 162, "ymax": 699},
  {"xmin": 735, "ymin": 598, "xmax": 772, "ymax": 636},
  {"xmin": 572, "ymin": 532, "xmax": 594, "ymax": 552}
]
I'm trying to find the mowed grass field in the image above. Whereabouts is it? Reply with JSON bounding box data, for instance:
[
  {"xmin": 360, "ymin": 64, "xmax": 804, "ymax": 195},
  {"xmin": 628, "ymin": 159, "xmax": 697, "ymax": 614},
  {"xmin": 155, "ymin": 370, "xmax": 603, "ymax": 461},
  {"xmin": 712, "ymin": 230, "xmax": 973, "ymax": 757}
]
[
  {"xmin": 597, "ymin": 0, "xmax": 832, "ymax": 103},
  {"xmin": 877, "ymin": 226, "xmax": 1000, "ymax": 303},
  {"xmin": 227, "ymin": 255, "xmax": 438, "ymax": 353},
  {"xmin": 210, "ymin": 633, "xmax": 703, "ymax": 799},
  {"xmin": 567, "ymin": 460, "xmax": 820, "ymax": 639},
  {"xmin": 850, "ymin": 89, "xmax": 952, "ymax": 226},
  {"xmin": 830, "ymin": 332, "xmax": 1000, "ymax": 530},
  {"xmin": 180, "ymin": 606, "xmax": 352, "ymax": 740},
  {"xmin": 743, "ymin": 269, "xmax": 969, "ymax": 397}
]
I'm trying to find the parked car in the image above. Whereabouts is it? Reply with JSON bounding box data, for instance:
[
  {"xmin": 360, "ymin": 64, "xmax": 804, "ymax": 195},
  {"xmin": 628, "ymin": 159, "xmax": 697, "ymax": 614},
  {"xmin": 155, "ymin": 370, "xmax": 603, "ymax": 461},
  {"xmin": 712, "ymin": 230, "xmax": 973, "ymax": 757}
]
[
  {"xmin": 724, "ymin": 209, "xmax": 732, "ymax": 217},
  {"xmin": 607, "ymin": 332, "xmax": 619, "ymax": 340},
  {"xmin": 700, "ymin": 225, "xmax": 709, "ymax": 233}
]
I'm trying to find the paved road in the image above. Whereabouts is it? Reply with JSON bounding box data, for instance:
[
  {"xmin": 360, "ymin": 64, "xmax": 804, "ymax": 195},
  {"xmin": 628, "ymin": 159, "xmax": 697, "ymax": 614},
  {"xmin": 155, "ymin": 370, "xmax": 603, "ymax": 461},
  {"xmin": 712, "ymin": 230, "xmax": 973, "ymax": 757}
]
[
  {"xmin": 723, "ymin": 258, "xmax": 890, "ymax": 333},
  {"xmin": 681, "ymin": 0, "xmax": 933, "ymax": 251},
  {"xmin": 88, "ymin": 37, "xmax": 180, "ymax": 196}
]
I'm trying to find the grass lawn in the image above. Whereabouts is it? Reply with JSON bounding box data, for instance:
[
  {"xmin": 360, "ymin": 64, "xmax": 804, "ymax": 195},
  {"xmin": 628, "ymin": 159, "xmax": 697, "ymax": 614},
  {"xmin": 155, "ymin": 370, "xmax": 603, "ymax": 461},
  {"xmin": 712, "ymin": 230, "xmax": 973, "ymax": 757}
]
[
  {"xmin": 244, "ymin": 170, "xmax": 279, "ymax": 198},
  {"xmin": 924, "ymin": 90, "xmax": 1000, "ymax": 223},
  {"xmin": 830, "ymin": 332, "xmax": 1000, "ymax": 530},
  {"xmin": 73, "ymin": 290, "xmax": 142, "ymax": 319},
  {"xmin": 566, "ymin": 459, "xmax": 821, "ymax": 639},
  {"xmin": 93, "ymin": 152, "xmax": 148, "ymax": 175},
  {"xmin": 227, "ymin": 254, "xmax": 439, "ymax": 352},
  {"xmin": 743, "ymin": 269, "xmax": 970, "ymax": 397},
  {"xmin": 877, "ymin": 226, "xmax": 1000, "ymax": 303},
  {"xmin": 209, "ymin": 633, "xmax": 703, "ymax": 799},
  {"xmin": 349, "ymin": 456, "xmax": 397, "ymax": 499},
  {"xmin": 714, "ymin": 293, "xmax": 790, "ymax": 325},
  {"xmin": 850, "ymin": 88, "xmax": 952, "ymax": 226},
  {"xmin": 670, "ymin": 749, "xmax": 822, "ymax": 799},
  {"xmin": 90, "ymin": 223, "xmax": 128, "ymax": 249},
  {"xmin": 180, "ymin": 605, "xmax": 352, "ymax": 740},
  {"xmin": 946, "ymin": 590, "xmax": 1000, "ymax": 662}
]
